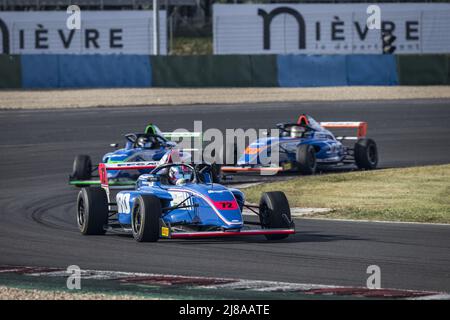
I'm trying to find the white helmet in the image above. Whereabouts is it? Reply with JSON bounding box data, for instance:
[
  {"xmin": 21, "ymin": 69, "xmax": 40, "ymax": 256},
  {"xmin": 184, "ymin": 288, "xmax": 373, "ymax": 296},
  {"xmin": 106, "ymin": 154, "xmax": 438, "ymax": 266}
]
[{"xmin": 168, "ymin": 166, "xmax": 192, "ymax": 185}]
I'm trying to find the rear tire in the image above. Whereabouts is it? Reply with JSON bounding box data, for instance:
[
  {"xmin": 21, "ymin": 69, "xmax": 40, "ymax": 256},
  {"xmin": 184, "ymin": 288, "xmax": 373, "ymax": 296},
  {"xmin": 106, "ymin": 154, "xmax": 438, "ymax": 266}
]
[
  {"xmin": 72, "ymin": 155, "xmax": 92, "ymax": 180},
  {"xmin": 77, "ymin": 188, "xmax": 108, "ymax": 235},
  {"xmin": 259, "ymin": 191, "xmax": 292, "ymax": 240},
  {"xmin": 131, "ymin": 195, "xmax": 162, "ymax": 242},
  {"xmin": 296, "ymin": 144, "xmax": 317, "ymax": 175},
  {"xmin": 354, "ymin": 138, "xmax": 378, "ymax": 170}
]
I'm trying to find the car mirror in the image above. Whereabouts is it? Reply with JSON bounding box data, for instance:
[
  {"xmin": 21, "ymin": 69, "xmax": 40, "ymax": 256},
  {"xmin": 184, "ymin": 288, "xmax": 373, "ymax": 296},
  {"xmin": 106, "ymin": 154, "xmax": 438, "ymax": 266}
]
[{"xmin": 110, "ymin": 143, "xmax": 119, "ymax": 148}]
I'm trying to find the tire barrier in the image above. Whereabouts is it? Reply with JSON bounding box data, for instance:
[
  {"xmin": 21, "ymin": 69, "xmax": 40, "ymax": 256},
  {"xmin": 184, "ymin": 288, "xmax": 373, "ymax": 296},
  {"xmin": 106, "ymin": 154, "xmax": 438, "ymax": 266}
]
[{"xmin": 0, "ymin": 54, "xmax": 448, "ymax": 88}]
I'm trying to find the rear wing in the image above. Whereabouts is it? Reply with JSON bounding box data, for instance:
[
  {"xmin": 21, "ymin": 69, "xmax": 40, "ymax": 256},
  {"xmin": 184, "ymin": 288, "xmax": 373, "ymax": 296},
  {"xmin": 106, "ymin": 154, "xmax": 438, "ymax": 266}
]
[
  {"xmin": 99, "ymin": 161, "xmax": 159, "ymax": 188},
  {"xmin": 161, "ymin": 132, "xmax": 202, "ymax": 139},
  {"xmin": 161, "ymin": 131, "xmax": 203, "ymax": 152},
  {"xmin": 319, "ymin": 121, "xmax": 368, "ymax": 139}
]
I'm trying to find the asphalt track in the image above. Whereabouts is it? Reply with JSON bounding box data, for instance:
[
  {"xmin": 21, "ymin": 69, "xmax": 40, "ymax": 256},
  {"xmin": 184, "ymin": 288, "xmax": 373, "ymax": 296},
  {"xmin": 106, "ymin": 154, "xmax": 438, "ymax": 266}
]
[{"xmin": 0, "ymin": 99, "xmax": 450, "ymax": 293}]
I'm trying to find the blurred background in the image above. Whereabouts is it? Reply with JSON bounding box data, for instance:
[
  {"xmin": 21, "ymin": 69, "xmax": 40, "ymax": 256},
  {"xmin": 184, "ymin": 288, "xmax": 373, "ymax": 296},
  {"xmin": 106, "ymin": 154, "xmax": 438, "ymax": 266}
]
[
  {"xmin": 0, "ymin": 1, "xmax": 449, "ymax": 88},
  {"xmin": 1, "ymin": 0, "xmax": 448, "ymax": 55}
]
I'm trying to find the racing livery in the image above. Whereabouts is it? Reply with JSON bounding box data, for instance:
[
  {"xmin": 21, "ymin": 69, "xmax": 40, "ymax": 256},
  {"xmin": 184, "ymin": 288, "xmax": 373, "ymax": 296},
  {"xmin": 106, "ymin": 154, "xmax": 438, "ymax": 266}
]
[
  {"xmin": 76, "ymin": 162, "xmax": 295, "ymax": 242},
  {"xmin": 69, "ymin": 124, "xmax": 201, "ymax": 186},
  {"xmin": 222, "ymin": 114, "xmax": 378, "ymax": 175}
]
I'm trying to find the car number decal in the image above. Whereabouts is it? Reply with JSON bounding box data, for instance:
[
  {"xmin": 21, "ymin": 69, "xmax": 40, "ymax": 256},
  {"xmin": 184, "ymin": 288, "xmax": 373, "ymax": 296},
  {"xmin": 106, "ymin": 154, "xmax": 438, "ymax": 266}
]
[
  {"xmin": 116, "ymin": 193, "xmax": 131, "ymax": 214},
  {"xmin": 213, "ymin": 201, "xmax": 238, "ymax": 210}
]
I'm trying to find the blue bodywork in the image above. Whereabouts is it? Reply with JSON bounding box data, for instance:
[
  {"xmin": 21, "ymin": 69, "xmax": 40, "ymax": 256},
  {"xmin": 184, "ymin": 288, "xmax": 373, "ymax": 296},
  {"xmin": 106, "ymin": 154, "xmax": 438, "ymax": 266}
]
[
  {"xmin": 237, "ymin": 115, "xmax": 347, "ymax": 169},
  {"xmin": 103, "ymin": 145, "xmax": 175, "ymax": 179},
  {"xmin": 115, "ymin": 174, "xmax": 245, "ymax": 230},
  {"xmin": 101, "ymin": 125, "xmax": 187, "ymax": 179}
]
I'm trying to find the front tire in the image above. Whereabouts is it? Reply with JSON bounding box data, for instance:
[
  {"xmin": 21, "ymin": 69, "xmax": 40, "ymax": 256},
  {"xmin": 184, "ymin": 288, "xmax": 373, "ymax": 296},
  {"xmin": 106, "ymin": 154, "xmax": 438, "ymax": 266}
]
[
  {"xmin": 259, "ymin": 191, "xmax": 292, "ymax": 240},
  {"xmin": 131, "ymin": 195, "xmax": 162, "ymax": 242},
  {"xmin": 354, "ymin": 138, "xmax": 378, "ymax": 170},
  {"xmin": 296, "ymin": 144, "xmax": 317, "ymax": 175},
  {"xmin": 72, "ymin": 155, "xmax": 92, "ymax": 180},
  {"xmin": 77, "ymin": 188, "xmax": 108, "ymax": 235}
]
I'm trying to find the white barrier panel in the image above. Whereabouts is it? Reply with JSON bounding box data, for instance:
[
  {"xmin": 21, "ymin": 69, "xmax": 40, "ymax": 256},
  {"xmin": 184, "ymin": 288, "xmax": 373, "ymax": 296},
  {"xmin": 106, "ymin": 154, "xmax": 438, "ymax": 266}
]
[
  {"xmin": 0, "ymin": 11, "xmax": 167, "ymax": 54},
  {"xmin": 213, "ymin": 3, "xmax": 450, "ymax": 54}
]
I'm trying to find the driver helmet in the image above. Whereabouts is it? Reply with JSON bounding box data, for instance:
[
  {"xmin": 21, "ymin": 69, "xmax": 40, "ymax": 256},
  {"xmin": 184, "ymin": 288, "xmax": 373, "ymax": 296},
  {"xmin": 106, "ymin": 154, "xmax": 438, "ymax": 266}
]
[
  {"xmin": 168, "ymin": 166, "xmax": 191, "ymax": 185},
  {"xmin": 290, "ymin": 126, "xmax": 305, "ymax": 138},
  {"xmin": 136, "ymin": 136, "xmax": 153, "ymax": 149}
]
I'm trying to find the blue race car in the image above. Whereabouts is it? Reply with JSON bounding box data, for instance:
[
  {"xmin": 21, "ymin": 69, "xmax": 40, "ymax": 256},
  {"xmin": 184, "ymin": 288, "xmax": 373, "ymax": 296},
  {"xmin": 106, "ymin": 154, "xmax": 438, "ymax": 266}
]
[
  {"xmin": 221, "ymin": 114, "xmax": 378, "ymax": 175},
  {"xmin": 69, "ymin": 124, "xmax": 204, "ymax": 186},
  {"xmin": 76, "ymin": 162, "xmax": 295, "ymax": 242}
]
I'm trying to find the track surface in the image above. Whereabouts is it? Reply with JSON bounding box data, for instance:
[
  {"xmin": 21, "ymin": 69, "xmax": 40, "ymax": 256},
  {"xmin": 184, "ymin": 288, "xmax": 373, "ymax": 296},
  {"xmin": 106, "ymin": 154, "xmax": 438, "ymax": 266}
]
[{"xmin": 0, "ymin": 99, "xmax": 450, "ymax": 293}]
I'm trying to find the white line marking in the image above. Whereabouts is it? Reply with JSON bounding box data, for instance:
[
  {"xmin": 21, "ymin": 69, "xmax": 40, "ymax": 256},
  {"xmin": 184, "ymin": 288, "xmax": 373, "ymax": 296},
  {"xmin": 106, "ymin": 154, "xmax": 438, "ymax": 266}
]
[
  {"xmin": 410, "ymin": 294, "xmax": 450, "ymax": 300},
  {"xmin": 242, "ymin": 207, "xmax": 331, "ymax": 217},
  {"xmin": 302, "ymin": 217, "xmax": 450, "ymax": 227},
  {"xmin": 21, "ymin": 267, "xmax": 449, "ymax": 299}
]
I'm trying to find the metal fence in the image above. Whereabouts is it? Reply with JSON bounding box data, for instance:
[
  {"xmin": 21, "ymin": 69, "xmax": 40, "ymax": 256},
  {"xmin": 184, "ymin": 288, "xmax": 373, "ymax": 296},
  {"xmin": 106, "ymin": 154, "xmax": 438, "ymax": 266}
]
[{"xmin": 1, "ymin": 1, "xmax": 448, "ymax": 11}]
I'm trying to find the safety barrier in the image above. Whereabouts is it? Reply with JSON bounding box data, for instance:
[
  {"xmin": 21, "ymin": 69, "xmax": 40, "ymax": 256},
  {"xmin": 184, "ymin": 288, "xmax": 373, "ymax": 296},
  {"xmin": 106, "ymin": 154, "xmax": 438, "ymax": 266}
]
[
  {"xmin": 277, "ymin": 55, "xmax": 348, "ymax": 87},
  {"xmin": 0, "ymin": 55, "xmax": 21, "ymax": 88},
  {"xmin": 151, "ymin": 55, "xmax": 253, "ymax": 87},
  {"xmin": 0, "ymin": 54, "xmax": 448, "ymax": 88},
  {"xmin": 346, "ymin": 55, "xmax": 398, "ymax": 86},
  {"xmin": 21, "ymin": 55, "xmax": 152, "ymax": 88},
  {"xmin": 397, "ymin": 55, "xmax": 448, "ymax": 85}
]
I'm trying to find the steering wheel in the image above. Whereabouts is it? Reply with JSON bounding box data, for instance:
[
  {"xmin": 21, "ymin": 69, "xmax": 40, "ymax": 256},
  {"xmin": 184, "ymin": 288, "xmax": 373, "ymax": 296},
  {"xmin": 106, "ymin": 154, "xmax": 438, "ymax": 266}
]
[{"xmin": 150, "ymin": 163, "xmax": 198, "ymax": 184}]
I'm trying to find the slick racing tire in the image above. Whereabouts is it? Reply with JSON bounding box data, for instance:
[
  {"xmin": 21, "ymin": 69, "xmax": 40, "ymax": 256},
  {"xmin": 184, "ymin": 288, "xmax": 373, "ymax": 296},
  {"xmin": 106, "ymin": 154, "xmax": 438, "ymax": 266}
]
[
  {"xmin": 131, "ymin": 195, "xmax": 162, "ymax": 242},
  {"xmin": 259, "ymin": 192, "xmax": 292, "ymax": 240},
  {"xmin": 77, "ymin": 187, "xmax": 108, "ymax": 235},
  {"xmin": 354, "ymin": 138, "xmax": 378, "ymax": 170},
  {"xmin": 296, "ymin": 144, "xmax": 317, "ymax": 175},
  {"xmin": 72, "ymin": 155, "xmax": 92, "ymax": 180}
]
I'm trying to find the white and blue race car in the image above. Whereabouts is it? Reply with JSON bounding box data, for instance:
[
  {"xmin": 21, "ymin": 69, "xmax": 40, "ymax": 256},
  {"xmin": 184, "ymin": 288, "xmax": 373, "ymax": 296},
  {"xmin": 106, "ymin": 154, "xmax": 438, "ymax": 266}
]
[
  {"xmin": 222, "ymin": 114, "xmax": 378, "ymax": 175},
  {"xmin": 76, "ymin": 162, "xmax": 295, "ymax": 242}
]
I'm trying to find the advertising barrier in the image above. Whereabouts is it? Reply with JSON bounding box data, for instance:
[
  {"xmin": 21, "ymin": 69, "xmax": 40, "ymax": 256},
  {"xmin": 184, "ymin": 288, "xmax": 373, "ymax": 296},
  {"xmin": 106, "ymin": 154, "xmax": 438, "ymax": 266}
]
[
  {"xmin": 213, "ymin": 3, "xmax": 450, "ymax": 55},
  {"xmin": 0, "ymin": 11, "xmax": 167, "ymax": 55}
]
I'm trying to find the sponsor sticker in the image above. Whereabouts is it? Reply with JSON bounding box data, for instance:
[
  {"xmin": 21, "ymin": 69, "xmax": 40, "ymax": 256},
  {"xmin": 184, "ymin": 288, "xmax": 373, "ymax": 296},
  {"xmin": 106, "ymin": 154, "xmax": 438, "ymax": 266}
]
[{"xmin": 161, "ymin": 227, "xmax": 170, "ymax": 237}]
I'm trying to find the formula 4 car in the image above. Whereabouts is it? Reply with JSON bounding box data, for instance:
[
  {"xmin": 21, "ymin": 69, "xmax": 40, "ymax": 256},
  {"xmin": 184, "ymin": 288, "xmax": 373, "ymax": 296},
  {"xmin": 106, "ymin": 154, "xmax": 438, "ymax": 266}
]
[
  {"xmin": 221, "ymin": 114, "xmax": 378, "ymax": 175},
  {"xmin": 76, "ymin": 162, "xmax": 295, "ymax": 242},
  {"xmin": 69, "ymin": 123, "xmax": 206, "ymax": 186}
]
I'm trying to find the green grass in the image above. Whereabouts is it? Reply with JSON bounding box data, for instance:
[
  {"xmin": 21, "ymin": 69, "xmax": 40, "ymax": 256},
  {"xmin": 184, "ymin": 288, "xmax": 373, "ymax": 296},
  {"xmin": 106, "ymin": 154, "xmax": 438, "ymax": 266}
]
[
  {"xmin": 244, "ymin": 164, "xmax": 450, "ymax": 223},
  {"xmin": 171, "ymin": 37, "xmax": 212, "ymax": 55}
]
